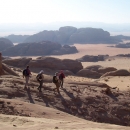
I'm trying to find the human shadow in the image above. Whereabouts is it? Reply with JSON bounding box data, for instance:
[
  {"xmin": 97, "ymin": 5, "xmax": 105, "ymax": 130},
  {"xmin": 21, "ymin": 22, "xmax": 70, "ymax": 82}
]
[
  {"xmin": 39, "ymin": 91, "xmax": 50, "ymax": 107},
  {"xmin": 62, "ymin": 88, "xmax": 75, "ymax": 99},
  {"xmin": 26, "ymin": 87, "xmax": 35, "ymax": 104}
]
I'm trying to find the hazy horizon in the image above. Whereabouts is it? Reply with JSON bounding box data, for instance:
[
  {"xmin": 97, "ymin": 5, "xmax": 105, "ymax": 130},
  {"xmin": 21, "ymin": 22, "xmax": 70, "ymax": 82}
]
[{"xmin": 0, "ymin": 0, "xmax": 130, "ymax": 36}]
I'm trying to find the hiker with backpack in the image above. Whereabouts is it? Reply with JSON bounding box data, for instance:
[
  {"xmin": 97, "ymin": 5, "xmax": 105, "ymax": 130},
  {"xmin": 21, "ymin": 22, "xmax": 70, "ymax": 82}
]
[
  {"xmin": 36, "ymin": 70, "xmax": 44, "ymax": 92},
  {"xmin": 59, "ymin": 70, "xmax": 65, "ymax": 88},
  {"xmin": 23, "ymin": 65, "xmax": 31, "ymax": 89},
  {"xmin": 53, "ymin": 72, "xmax": 60, "ymax": 94}
]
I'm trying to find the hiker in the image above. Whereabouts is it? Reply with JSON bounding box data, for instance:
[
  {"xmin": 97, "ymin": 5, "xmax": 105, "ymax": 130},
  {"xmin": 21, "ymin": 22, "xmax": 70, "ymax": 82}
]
[
  {"xmin": 36, "ymin": 70, "xmax": 44, "ymax": 92},
  {"xmin": 53, "ymin": 72, "xmax": 60, "ymax": 94},
  {"xmin": 59, "ymin": 70, "xmax": 65, "ymax": 88},
  {"xmin": 23, "ymin": 65, "xmax": 31, "ymax": 89}
]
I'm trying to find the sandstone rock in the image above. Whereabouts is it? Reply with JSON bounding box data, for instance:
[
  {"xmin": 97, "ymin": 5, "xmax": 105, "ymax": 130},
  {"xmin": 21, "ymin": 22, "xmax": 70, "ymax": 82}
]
[
  {"xmin": 101, "ymin": 69, "xmax": 130, "ymax": 77},
  {"xmin": 98, "ymin": 67, "xmax": 117, "ymax": 74},
  {"xmin": 76, "ymin": 55, "xmax": 109, "ymax": 62},
  {"xmin": 85, "ymin": 65, "xmax": 102, "ymax": 71},
  {"xmin": 29, "ymin": 57, "xmax": 83, "ymax": 73},
  {"xmin": 2, "ymin": 63, "xmax": 19, "ymax": 76},
  {"xmin": 2, "ymin": 58, "xmax": 32, "ymax": 67},
  {"xmin": 76, "ymin": 69, "xmax": 101, "ymax": 78}
]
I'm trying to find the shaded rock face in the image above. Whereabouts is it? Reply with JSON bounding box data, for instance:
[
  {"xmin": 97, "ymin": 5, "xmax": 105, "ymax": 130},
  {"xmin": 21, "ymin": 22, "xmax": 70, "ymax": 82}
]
[
  {"xmin": 0, "ymin": 38, "xmax": 14, "ymax": 51},
  {"xmin": 24, "ymin": 26, "xmax": 120, "ymax": 44},
  {"xmin": 77, "ymin": 55, "xmax": 109, "ymax": 62},
  {"xmin": 28, "ymin": 57, "xmax": 83, "ymax": 73},
  {"xmin": 2, "ymin": 41, "xmax": 78, "ymax": 56},
  {"xmin": 77, "ymin": 69, "xmax": 101, "ymax": 78},
  {"xmin": 102, "ymin": 69, "xmax": 130, "ymax": 77}
]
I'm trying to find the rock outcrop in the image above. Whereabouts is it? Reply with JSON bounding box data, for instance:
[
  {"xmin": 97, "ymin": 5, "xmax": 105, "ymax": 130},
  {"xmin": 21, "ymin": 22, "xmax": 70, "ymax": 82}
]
[
  {"xmin": 2, "ymin": 58, "xmax": 32, "ymax": 67},
  {"xmin": 0, "ymin": 53, "xmax": 18, "ymax": 76},
  {"xmin": 28, "ymin": 57, "xmax": 83, "ymax": 73},
  {"xmin": 0, "ymin": 38, "xmax": 14, "ymax": 51},
  {"xmin": 97, "ymin": 67, "xmax": 117, "ymax": 74},
  {"xmin": 76, "ymin": 55, "xmax": 109, "ymax": 62},
  {"xmin": 101, "ymin": 69, "xmax": 130, "ymax": 77},
  {"xmin": 2, "ymin": 41, "xmax": 78, "ymax": 56},
  {"xmin": 115, "ymin": 42, "xmax": 130, "ymax": 48},
  {"xmin": 76, "ymin": 69, "xmax": 101, "ymax": 78}
]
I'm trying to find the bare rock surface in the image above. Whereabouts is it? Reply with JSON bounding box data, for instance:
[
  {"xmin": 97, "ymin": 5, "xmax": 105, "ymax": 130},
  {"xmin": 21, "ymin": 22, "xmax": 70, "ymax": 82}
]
[
  {"xmin": 102, "ymin": 69, "xmax": 130, "ymax": 77},
  {"xmin": 0, "ymin": 74, "xmax": 130, "ymax": 127}
]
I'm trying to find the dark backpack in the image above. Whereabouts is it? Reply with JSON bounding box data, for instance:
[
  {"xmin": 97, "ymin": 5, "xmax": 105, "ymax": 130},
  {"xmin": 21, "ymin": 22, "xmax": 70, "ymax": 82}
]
[
  {"xmin": 53, "ymin": 76, "xmax": 58, "ymax": 83},
  {"xmin": 36, "ymin": 74, "xmax": 42, "ymax": 81},
  {"xmin": 23, "ymin": 69, "xmax": 29, "ymax": 76}
]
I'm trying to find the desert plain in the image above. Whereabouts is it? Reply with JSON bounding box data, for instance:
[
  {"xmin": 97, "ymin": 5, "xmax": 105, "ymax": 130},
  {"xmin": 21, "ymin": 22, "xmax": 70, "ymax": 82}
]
[{"xmin": 0, "ymin": 43, "xmax": 130, "ymax": 130}]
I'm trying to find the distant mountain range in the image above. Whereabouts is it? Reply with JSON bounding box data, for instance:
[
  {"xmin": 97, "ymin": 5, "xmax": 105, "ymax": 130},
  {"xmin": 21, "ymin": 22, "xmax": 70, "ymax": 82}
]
[
  {"xmin": 0, "ymin": 21, "xmax": 130, "ymax": 37},
  {"xmin": 2, "ymin": 26, "xmax": 130, "ymax": 44}
]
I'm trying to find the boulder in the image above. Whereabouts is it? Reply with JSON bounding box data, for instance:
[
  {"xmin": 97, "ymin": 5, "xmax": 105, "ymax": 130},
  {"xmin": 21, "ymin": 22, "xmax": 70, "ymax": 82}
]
[
  {"xmin": 101, "ymin": 69, "xmax": 130, "ymax": 77},
  {"xmin": 98, "ymin": 67, "xmax": 117, "ymax": 74},
  {"xmin": 76, "ymin": 69, "xmax": 101, "ymax": 78},
  {"xmin": 0, "ymin": 38, "xmax": 14, "ymax": 51}
]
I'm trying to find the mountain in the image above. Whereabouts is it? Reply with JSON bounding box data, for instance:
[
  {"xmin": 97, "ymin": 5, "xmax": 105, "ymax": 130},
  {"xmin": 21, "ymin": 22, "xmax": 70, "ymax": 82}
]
[
  {"xmin": 0, "ymin": 38, "xmax": 14, "ymax": 51},
  {"xmin": 5, "ymin": 34, "xmax": 30, "ymax": 43},
  {"xmin": 24, "ymin": 26, "xmax": 121, "ymax": 44},
  {"xmin": 2, "ymin": 41, "xmax": 78, "ymax": 56}
]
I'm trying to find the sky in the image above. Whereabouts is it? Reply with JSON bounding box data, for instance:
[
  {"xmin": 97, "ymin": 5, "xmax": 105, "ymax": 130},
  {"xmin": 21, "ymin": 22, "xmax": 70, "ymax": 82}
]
[{"xmin": 0, "ymin": 0, "xmax": 130, "ymax": 24}]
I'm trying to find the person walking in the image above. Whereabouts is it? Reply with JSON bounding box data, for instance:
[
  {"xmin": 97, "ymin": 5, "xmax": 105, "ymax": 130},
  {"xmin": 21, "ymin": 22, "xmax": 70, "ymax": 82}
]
[
  {"xmin": 36, "ymin": 70, "xmax": 44, "ymax": 92},
  {"xmin": 59, "ymin": 70, "xmax": 65, "ymax": 88},
  {"xmin": 23, "ymin": 65, "xmax": 31, "ymax": 89},
  {"xmin": 53, "ymin": 72, "xmax": 60, "ymax": 94}
]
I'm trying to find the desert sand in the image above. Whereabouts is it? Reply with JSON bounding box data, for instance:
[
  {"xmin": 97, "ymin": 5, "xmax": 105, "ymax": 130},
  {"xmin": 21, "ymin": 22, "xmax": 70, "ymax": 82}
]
[{"xmin": 1, "ymin": 43, "xmax": 130, "ymax": 129}]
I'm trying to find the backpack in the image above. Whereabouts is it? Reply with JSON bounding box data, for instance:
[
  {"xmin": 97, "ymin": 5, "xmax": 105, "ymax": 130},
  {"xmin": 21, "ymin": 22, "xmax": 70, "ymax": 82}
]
[
  {"xmin": 23, "ymin": 69, "xmax": 29, "ymax": 76},
  {"xmin": 36, "ymin": 74, "xmax": 42, "ymax": 80},
  {"xmin": 53, "ymin": 75, "xmax": 58, "ymax": 83}
]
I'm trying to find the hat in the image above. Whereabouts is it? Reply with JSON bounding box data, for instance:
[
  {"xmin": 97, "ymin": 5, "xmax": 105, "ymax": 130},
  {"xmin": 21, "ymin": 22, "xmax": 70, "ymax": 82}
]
[{"xmin": 55, "ymin": 72, "xmax": 58, "ymax": 76}]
